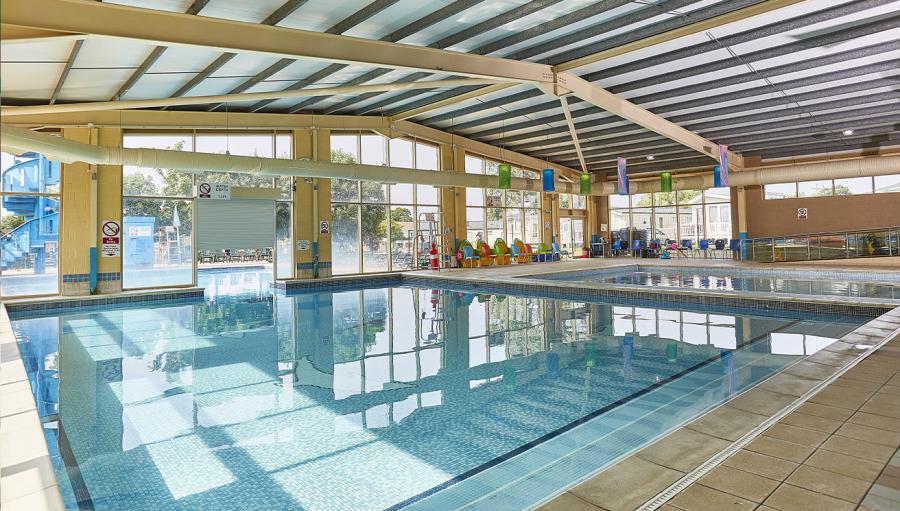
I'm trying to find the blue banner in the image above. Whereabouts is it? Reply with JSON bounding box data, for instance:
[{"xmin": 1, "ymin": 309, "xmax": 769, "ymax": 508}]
[{"xmin": 617, "ymin": 157, "xmax": 629, "ymax": 195}]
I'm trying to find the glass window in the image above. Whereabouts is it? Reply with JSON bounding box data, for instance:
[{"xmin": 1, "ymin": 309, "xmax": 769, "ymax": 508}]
[
  {"xmin": 572, "ymin": 195, "xmax": 586, "ymax": 209},
  {"xmin": 486, "ymin": 208, "xmax": 504, "ymax": 243},
  {"xmin": 524, "ymin": 209, "xmax": 541, "ymax": 245},
  {"xmin": 875, "ymin": 174, "xmax": 900, "ymax": 194},
  {"xmin": 196, "ymin": 133, "xmax": 275, "ymax": 188},
  {"xmin": 559, "ymin": 194, "xmax": 571, "ymax": 209},
  {"xmin": 523, "ymin": 191, "xmax": 540, "ymax": 208},
  {"xmin": 505, "ymin": 207, "xmax": 522, "ymax": 242},
  {"xmin": 360, "ymin": 135, "xmax": 385, "ymax": 165},
  {"xmin": 764, "ymin": 183, "xmax": 797, "ymax": 200},
  {"xmin": 361, "ymin": 205, "xmax": 388, "ymax": 273},
  {"xmin": 608, "ymin": 194, "xmax": 629, "ymax": 208},
  {"xmin": 391, "ymin": 206, "xmax": 414, "ymax": 270},
  {"xmin": 1, "ymin": 189, "xmax": 59, "ymax": 296},
  {"xmin": 466, "ymin": 207, "xmax": 484, "ymax": 244},
  {"xmin": 332, "ymin": 204, "xmax": 359, "ymax": 275},
  {"xmin": 704, "ymin": 187, "xmax": 730, "ymax": 203},
  {"xmin": 834, "ymin": 177, "xmax": 873, "ymax": 195},
  {"xmin": 275, "ymin": 202, "xmax": 292, "ymax": 279},
  {"xmin": 123, "ymin": 198, "xmax": 193, "ymax": 289},
  {"xmin": 415, "ymin": 142, "xmax": 439, "ymax": 205},
  {"xmin": 797, "ymin": 180, "xmax": 833, "ymax": 197},
  {"xmin": 632, "ymin": 193, "xmax": 652, "ymax": 207},
  {"xmin": 123, "ymin": 134, "xmax": 194, "ymax": 197}
]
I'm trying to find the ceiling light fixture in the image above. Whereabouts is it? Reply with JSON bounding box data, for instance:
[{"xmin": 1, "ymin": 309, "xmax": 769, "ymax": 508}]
[
  {"xmin": 843, "ymin": 129, "xmax": 854, "ymax": 136},
  {"xmin": 646, "ymin": 155, "xmax": 655, "ymax": 161}
]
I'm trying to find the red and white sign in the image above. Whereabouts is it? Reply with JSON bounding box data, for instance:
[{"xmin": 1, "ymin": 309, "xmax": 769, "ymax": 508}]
[{"xmin": 101, "ymin": 220, "xmax": 121, "ymax": 257}]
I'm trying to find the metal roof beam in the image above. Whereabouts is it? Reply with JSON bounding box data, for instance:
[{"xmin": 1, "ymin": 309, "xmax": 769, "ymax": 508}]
[
  {"xmin": 48, "ymin": 39, "xmax": 83, "ymax": 104},
  {"xmin": 388, "ymin": 83, "xmax": 516, "ymax": 122}
]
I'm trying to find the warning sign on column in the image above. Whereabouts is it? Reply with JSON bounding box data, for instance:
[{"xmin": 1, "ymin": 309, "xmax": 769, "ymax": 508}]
[{"xmin": 101, "ymin": 220, "xmax": 121, "ymax": 257}]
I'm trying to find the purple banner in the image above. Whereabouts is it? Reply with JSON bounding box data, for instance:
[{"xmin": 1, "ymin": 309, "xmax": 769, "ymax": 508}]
[
  {"xmin": 718, "ymin": 144, "xmax": 729, "ymax": 187},
  {"xmin": 617, "ymin": 157, "xmax": 629, "ymax": 195}
]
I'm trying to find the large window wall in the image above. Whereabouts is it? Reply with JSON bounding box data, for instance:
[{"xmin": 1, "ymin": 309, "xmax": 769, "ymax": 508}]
[
  {"xmin": 763, "ymin": 174, "xmax": 900, "ymax": 199},
  {"xmin": 608, "ymin": 187, "xmax": 732, "ymax": 244},
  {"xmin": 1, "ymin": 151, "xmax": 60, "ymax": 297},
  {"xmin": 330, "ymin": 133, "xmax": 440, "ymax": 275},
  {"xmin": 123, "ymin": 131, "xmax": 293, "ymax": 288},
  {"xmin": 464, "ymin": 155, "xmax": 542, "ymax": 246}
]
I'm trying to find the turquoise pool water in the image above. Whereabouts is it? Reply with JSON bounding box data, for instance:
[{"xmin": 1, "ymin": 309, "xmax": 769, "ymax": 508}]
[
  {"xmin": 12, "ymin": 269, "xmax": 867, "ymax": 510},
  {"xmin": 529, "ymin": 267, "xmax": 900, "ymax": 300}
]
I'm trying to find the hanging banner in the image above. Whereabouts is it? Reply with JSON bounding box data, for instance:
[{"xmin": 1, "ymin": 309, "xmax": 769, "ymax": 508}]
[
  {"xmin": 542, "ymin": 168, "xmax": 555, "ymax": 192},
  {"xmin": 579, "ymin": 173, "xmax": 591, "ymax": 195},
  {"xmin": 660, "ymin": 172, "xmax": 672, "ymax": 193},
  {"xmin": 717, "ymin": 144, "xmax": 730, "ymax": 187},
  {"xmin": 498, "ymin": 163, "xmax": 512, "ymax": 190},
  {"xmin": 616, "ymin": 157, "xmax": 629, "ymax": 195}
]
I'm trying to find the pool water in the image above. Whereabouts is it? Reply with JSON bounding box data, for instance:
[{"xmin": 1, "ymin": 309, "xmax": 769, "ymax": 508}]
[
  {"xmin": 12, "ymin": 270, "xmax": 867, "ymax": 511},
  {"xmin": 531, "ymin": 268, "xmax": 900, "ymax": 300}
]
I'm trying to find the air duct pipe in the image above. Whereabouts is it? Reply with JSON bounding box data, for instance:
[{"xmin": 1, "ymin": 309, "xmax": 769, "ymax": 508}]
[
  {"xmin": 3, "ymin": 125, "xmax": 899, "ymax": 195},
  {"xmin": 0, "ymin": 124, "xmax": 584, "ymax": 193}
]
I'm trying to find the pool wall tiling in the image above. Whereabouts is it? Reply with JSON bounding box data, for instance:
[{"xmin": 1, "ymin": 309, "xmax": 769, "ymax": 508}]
[
  {"xmin": 527, "ymin": 264, "xmax": 900, "ymax": 283},
  {"xmin": 4, "ymin": 288, "xmax": 205, "ymax": 317}
]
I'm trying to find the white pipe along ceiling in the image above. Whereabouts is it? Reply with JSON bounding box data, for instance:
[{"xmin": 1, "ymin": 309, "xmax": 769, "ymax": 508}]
[{"xmin": 2, "ymin": 124, "xmax": 899, "ymax": 197}]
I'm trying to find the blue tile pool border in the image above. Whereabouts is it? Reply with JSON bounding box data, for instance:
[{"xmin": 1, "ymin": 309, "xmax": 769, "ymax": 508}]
[{"xmin": 5, "ymin": 288, "xmax": 205, "ymax": 319}]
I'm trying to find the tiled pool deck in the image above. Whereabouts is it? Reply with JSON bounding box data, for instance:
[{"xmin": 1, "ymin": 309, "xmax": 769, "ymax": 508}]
[{"xmin": 3, "ymin": 258, "xmax": 900, "ymax": 511}]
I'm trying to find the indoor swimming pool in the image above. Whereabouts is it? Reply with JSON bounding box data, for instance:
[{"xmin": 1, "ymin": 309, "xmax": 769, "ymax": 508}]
[
  {"xmin": 528, "ymin": 266, "xmax": 900, "ymax": 301},
  {"xmin": 10, "ymin": 270, "xmax": 869, "ymax": 511}
]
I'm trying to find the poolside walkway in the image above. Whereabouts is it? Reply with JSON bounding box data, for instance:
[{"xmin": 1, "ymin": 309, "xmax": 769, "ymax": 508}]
[{"xmin": 538, "ymin": 307, "xmax": 900, "ymax": 511}]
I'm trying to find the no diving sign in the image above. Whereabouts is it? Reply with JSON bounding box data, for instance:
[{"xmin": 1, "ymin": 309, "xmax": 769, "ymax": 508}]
[{"xmin": 101, "ymin": 220, "xmax": 121, "ymax": 257}]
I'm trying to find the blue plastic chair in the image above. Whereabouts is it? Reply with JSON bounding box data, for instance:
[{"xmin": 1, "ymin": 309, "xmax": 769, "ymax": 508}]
[
  {"xmin": 680, "ymin": 239, "xmax": 693, "ymax": 258},
  {"xmin": 727, "ymin": 239, "xmax": 741, "ymax": 259},
  {"xmin": 612, "ymin": 240, "xmax": 622, "ymax": 256},
  {"xmin": 631, "ymin": 239, "xmax": 642, "ymax": 257},
  {"xmin": 697, "ymin": 239, "xmax": 710, "ymax": 257}
]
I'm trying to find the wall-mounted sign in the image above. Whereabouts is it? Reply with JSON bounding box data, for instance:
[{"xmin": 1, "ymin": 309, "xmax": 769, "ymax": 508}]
[
  {"xmin": 319, "ymin": 221, "xmax": 330, "ymax": 234},
  {"xmin": 197, "ymin": 182, "xmax": 231, "ymax": 200},
  {"xmin": 543, "ymin": 221, "xmax": 551, "ymax": 230},
  {"xmin": 797, "ymin": 207, "xmax": 808, "ymax": 220},
  {"xmin": 101, "ymin": 220, "xmax": 120, "ymax": 257},
  {"xmin": 297, "ymin": 240, "xmax": 310, "ymax": 251},
  {"xmin": 601, "ymin": 223, "xmax": 608, "ymax": 231}
]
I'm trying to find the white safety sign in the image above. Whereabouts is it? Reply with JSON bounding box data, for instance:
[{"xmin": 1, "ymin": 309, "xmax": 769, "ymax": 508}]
[
  {"xmin": 319, "ymin": 221, "xmax": 329, "ymax": 234},
  {"xmin": 797, "ymin": 207, "xmax": 808, "ymax": 220},
  {"xmin": 297, "ymin": 240, "xmax": 310, "ymax": 251},
  {"xmin": 198, "ymin": 182, "xmax": 231, "ymax": 200},
  {"xmin": 101, "ymin": 220, "xmax": 121, "ymax": 257}
]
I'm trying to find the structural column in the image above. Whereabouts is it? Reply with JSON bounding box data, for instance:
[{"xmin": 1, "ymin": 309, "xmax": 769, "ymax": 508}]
[
  {"xmin": 439, "ymin": 144, "xmax": 466, "ymax": 258},
  {"xmin": 293, "ymin": 129, "xmax": 332, "ymax": 278},
  {"xmin": 59, "ymin": 128, "xmax": 92, "ymax": 295},
  {"xmin": 542, "ymin": 192, "xmax": 558, "ymax": 245},
  {"xmin": 96, "ymin": 128, "xmax": 123, "ymax": 293}
]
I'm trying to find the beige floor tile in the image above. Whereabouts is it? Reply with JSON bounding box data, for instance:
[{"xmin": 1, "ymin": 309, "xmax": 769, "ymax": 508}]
[
  {"xmin": 805, "ymin": 350, "xmax": 857, "ymax": 368},
  {"xmin": 860, "ymin": 492, "xmax": 900, "ymax": 511},
  {"xmin": 723, "ymin": 450, "xmax": 798, "ymax": 481},
  {"xmin": 697, "ymin": 465, "xmax": 780, "ymax": 503},
  {"xmin": 668, "ymin": 483, "xmax": 756, "ymax": 511},
  {"xmin": 536, "ymin": 492, "xmax": 604, "ymax": 511},
  {"xmin": 0, "ymin": 385, "xmax": 37, "ymax": 418},
  {"xmin": 803, "ymin": 449, "xmax": 884, "ymax": 483},
  {"xmin": 684, "ymin": 406, "xmax": 768, "ymax": 442},
  {"xmin": 849, "ymin": 411, "xmax": 900, "ymax": 432},
  {"xmin": 763, "ymin": 484, "xmax": 855, "ymax": 511},
  {"xmin": 744, "ymin": 436, "xmax": 815, "ymax": 464},
  {"xmin": 569, "ymin": 457, "xmax": 682, "ymax": 511},
  {"xmin": 727, "ymin": 389, "xmax": 797, "ymax": 416},
  {"xmin": 779, "ymin": 411, "xmax": 843, "ymax": 434},
  {"xmin": 834, "ymin": 421, "xmax": 900, "ymax": 447},
  {"xmin": 794, "ymin": 402, "xmax": 854, "ymax": 422},
  {"xmin": 878, "ymin": 385, "xmax": 900, "ymax": 396},
  {"xmin": 829, "ymin": 377, "xmax": 884, "ymax": 393},
  {"xmin": 842, "ymin": 366, "xmax": 894, "ymax": 385},
  {"xmin": 784, "ymin": 361, "xmax": 839, "ymax": 381},
  {"xmin": 0, "ymin": 485, "xmax": 64, "ymax": 511},
  {"xmin": 0, "ymin": 409, "xmax": 41, "ymax": 435},
  {"xmin": 808, "ymin": 385, "xmax": 875, "ymax": 410},
  {"xmin": 763, "ymin": 423, "xmax": 829, "ymax": 448},
  {"xmin": 785, "ymin": 465, "xmax": 871, "ymax": 503},
  {"xmin": 0, "ymin": 421, "xmax": 50, "ymax": 468},
  {"xmin": 635, "ymin": 427, "xmax": 731, "ymax": 472},
  {"xmin": 819, "ymin": 434, "xmax": 895, "ymax": 464},
  {"xmin": 0, "ymin": 454, "xmax": 58, "ymax": 503},
  {"xmin": 759, "ymin": 373, "xmax": 820, "ymax": 397},
  {"xmin": 860, "ymin": 392, "xmax": 900, "ymax": 419},
  {"xmin": 0, "ymin": 361, "xmax": 28, "ymax": 385}
]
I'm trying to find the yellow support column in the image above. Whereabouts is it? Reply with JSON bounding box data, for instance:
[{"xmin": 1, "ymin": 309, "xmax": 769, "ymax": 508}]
[
  {"xmin": 59, "ymin": 128, "xmax": 92, "ymax": 295},
  {"xmin": 96, "ymin": 128, "xmax": 123, "ymax": 293},
  {"xmin": 293, "ymin": 129, "xmax": 332, "ymax": 279},
  {"xmin": 439, "ymin": 143, "xmax": 466, "ymax": 262}
]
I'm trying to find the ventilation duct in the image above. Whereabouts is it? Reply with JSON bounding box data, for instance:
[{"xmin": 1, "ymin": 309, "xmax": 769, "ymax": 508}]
[{"xmin": 2, "ymin": 124, "xmax": 899, "ymax": 196}]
